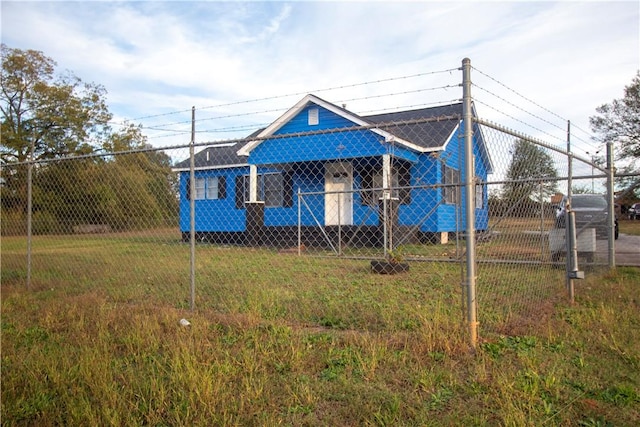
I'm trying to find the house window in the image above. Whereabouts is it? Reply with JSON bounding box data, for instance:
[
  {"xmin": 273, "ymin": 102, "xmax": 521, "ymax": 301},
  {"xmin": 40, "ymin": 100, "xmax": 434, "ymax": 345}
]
[
  {"xmin": 263, "ymin": 173, "xmax": 284, "ymax": 207},
  {"xmin": 190, "ymin": 176, "xmax": 226, "ymax": 200},
  {"xmin": 308, "ymin": 108, "xmax": 319, "ymax": 125},
  {"xmin": 195, "ymin": 177, "xmax": 206, "ymax": 200},
  {"xmin": 360, "ymin": 164, "xmax": 411, "ymax": 206},
  {"xmin": 235, "ymin": 172, "xmax": 292, "ymax": 208},
  {"xmin": 206, "ymin": 177, "xmax": 219, "ymax": 199},
  {"xmin": 443, "ymin": 165, "xmax": 460, "ymax": 205},
  {"xmin": 475, "ymin": 182, "xmax": 485, "ymax": 208},
  {"xmin": 396, "ymin": 163, "xmax": 412, "ymax": 205}
]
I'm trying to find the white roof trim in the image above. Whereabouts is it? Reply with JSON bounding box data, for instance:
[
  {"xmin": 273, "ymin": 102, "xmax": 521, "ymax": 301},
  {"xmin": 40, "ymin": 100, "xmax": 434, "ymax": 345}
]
[
  {"xmin": 438, "ymin": 121, "xmax": 462, "ymax": 152},
  {"xmin": 236, "ymin": 94, "xmax": 420, "ymax": 157},
  {"xmin": 470, "ymin": 103, "xmax": 495, "ymax": 174},
  {"xmin": 388, "ymin": 136, "xmax": 434, "ymax": 154}
]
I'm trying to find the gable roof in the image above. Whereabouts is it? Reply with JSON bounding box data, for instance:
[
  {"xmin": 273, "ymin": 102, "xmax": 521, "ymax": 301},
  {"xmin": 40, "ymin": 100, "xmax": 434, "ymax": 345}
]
[
  {"xmin": 363, "ymin": 103, "xmax": 462, "ymax": 152},
  {"xmin": 237, "ymin": 94, "xmax": 412, "ymax": 156},
  {"xmin": 237, "ymin": 94, "xmax": 462, "ymax": 157},
  {"xmin": 174, "ymin": 95, "xmax": 478, "ymax": 171}
]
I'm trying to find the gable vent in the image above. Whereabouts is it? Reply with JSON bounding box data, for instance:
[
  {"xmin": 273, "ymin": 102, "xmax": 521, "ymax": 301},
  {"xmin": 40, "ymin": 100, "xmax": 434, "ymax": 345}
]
[{"xmin": 308, "ymin": 108, "xmax": 319, "ymax": 125}]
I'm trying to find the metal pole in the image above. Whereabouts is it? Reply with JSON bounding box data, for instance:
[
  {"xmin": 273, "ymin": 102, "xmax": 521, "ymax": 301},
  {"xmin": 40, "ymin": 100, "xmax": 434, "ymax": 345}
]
[
  {"xmin": 567, "ymin": 211, "xmax": 577, "ymax": 304},
  {"xmin": 297, "ymin": 188, "xmax": 302, "ymax": 256},
  {"xmin": 606, "ymin": 141, "xmax": 615, "ymax": 269},
  {"xmin": 189, "ymin": 106, "xmax": 196, "ymax": 311},
  {"xmin": 337, "ymin": 191, "xmax": 342, "ymax": 256},
  {"xmin": 462, "ymin": 58, "xmax": 478, "ymax": 349},
  {"xmin": 539, "ymin": 181, "xmax": 544, "ymax": 260},
  {"xmin": 567, "ymin": 121, "xmax": 572, "ymax": 199},
  {"xmin": 382, "ymin": 192, "xmax": 388, "ymax": 259},
  {"xmin": 586, "ymin": 150, "xmax": 600, "ymax": 193},
  {"xmin": 26, "ymin": 135, "xmax": 35, "ymax": 290},
  {"xmin": 382, "ymin": 154, "xmax": 391, "ymax": 257},
  {"xmin": 566, "ymin": 121, "xmax": 573, "ymax": 297}
]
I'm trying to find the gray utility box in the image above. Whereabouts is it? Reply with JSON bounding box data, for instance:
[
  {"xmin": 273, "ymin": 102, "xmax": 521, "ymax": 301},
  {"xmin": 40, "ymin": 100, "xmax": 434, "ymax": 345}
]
[{"xmin": 549, "ymin": 228, "xmax": 596, "ymax": 263}]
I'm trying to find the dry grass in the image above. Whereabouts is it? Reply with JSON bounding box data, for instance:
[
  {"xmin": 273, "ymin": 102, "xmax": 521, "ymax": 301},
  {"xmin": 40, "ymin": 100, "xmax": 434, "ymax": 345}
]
[{"xmin": 1, "ymin": 233, "xmax": 639, "ymax": 425}]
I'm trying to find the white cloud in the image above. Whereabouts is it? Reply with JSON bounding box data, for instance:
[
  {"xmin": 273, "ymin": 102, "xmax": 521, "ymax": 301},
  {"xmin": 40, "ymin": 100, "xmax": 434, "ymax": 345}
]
[{"xmin": 1, "ymin": 0, "xmax": 638, "ymax": 152}]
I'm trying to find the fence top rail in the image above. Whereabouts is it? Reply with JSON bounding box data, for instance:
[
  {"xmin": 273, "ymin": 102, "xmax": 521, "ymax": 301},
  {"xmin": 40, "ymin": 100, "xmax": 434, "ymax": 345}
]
[{"xmin": 474, "ymin": 117, "xmax": 606, "ymax": 173}]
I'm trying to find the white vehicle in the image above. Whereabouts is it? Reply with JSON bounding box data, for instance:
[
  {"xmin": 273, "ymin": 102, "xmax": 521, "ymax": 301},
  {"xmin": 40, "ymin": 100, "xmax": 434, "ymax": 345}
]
[{"xmin": 628, "ymin": 203, "xmax": 640, "ymax": 220}]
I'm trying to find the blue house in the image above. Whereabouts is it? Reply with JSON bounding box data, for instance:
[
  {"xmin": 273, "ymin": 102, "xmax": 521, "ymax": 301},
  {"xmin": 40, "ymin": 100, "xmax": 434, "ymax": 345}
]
[{"xmin": 173, "ymin": 94, "xmax": 492, "ymax": 248}]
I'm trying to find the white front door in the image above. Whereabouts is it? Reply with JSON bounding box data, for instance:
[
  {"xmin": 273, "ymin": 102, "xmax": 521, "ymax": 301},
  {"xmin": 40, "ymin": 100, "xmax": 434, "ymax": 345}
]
[{"xmin": 325, "ymin": 162, "xmax": 353, "ymax": 226}]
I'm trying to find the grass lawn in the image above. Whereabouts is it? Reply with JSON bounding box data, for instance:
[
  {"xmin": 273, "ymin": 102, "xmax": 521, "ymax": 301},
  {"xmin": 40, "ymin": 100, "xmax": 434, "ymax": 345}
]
[
  {"xmin": 620, "ymin": 218, "xmax": 640, "ymax": 236},
  {"xmin": 1, "ymin": 234, "xmax": 639, "ymax": 426}
]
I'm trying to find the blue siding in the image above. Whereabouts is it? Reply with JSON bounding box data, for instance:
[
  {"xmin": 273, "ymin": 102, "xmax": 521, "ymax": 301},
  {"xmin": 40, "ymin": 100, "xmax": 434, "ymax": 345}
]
[
  {"xmin": 398, "ymin": 156, "xmax": 439, "ymax": 231},
  {"xmin": 422, "ymin": 122, "xmax": 490, "ymax": 232},
  {"xmin": 293, "ymin": 166, "xmax": 325, "ymax": 227},
  {"xmin": 250, "ymin": 105, "xmax": 416, "ymax": 165},
  {"xmin": 179, "ymin": 167, "xmax": 249, "ymax": 232},
  {"xmin": 473, "ymin": 129, "xmax": 490, "ymax": 231},
  {"xmin": 438, "ymin": 130, "xmax": 463, "ymax": 232},
  {"xmin": 264, "ymin": 165, "xmax": 323, "ymax": 227},
  {"xmin": 180, "ymin": 110, "xmax": 491, "ymax": 236},
  {"xmin": 251, "ymin": 131, "xmax": 386, "ymax": 165}
]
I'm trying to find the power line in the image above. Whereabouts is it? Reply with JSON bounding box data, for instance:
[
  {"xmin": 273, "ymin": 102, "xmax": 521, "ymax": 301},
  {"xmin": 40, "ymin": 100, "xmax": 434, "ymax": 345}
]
[
  {"xmin": 336, "ymin": 84, "xmax": 459, "ymax": 106},
  {"xmin": 473, "ymin": 83, "xmax": 566, "ymax": 135},
  {"xmin": 473, "ymin": 99, "xmax": 566, "ymax": 146},
  {"xmin": 472, "ymin": 66, "xmax": 568, "ymax": 123},
  {"xmin": 110, "ymin": 67, "xmax": 460, "ymax": 127},
  {"xmin": 471, "ymin": 67, "xmax": 599, "ymax": 152},
  {"xmin": 197, "ymin": 123, "xmax": 269, "ymax": 134},
  {"xmin": 357, "ymin": 99, "xmax": 462, "ymax": 116},
  {"xmin": 124, "ymin": 83, "xmax": 461, "ymax": 136},
  {"xmin": 197, "ymin": 67, "xmax": 460, "ymax": 112}
]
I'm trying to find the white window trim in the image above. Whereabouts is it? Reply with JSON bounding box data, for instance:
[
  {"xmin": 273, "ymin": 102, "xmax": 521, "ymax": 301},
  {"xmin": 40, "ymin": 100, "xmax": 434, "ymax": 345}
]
[
  {"xmin": 195, "ymin": 177, "xmax": 206, "ymax": 200},
  {"xmin": 195, "ymin": 176, "xmax": 222, "ymax": 200},
  {"xmin": 241, "ymin": 172, "xmax": 285, "ymax": 208},
  {"xmin": 443, "ymin": 165, "xmax": 460, "ymax": 205}
]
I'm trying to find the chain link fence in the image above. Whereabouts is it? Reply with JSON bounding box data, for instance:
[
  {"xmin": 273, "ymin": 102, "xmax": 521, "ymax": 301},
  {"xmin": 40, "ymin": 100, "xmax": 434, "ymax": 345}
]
[{"xmin": 2, "ymin": 61, "xmax": 633, "ymax": 345}]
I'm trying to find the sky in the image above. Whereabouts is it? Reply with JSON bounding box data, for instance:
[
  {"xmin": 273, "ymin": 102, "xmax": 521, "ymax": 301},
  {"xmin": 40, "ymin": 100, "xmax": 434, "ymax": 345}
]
[{"xmin": 1, "ymin": 0, "xmax": 639, "ymax": 161}]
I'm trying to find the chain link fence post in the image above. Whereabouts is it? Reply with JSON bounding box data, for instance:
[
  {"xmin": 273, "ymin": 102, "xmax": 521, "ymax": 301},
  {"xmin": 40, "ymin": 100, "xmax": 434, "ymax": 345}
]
[
  {"xmin": 565, "ymin": 121, "xmax": 574, "ymax": 300},
  {"xmin": 26, "ymin": 137, "xmax": 34, "ymax": 290},
  {"xmin": 462, "ymin": 58, "xmax": 478, "ymax": 349},
  {"xmin": 606, "ymin": 140, "xmax": 615, "ymax": 269},
  {"xmin": 189, "ymin": 106, "xmax": 196, "ymax": 311}
]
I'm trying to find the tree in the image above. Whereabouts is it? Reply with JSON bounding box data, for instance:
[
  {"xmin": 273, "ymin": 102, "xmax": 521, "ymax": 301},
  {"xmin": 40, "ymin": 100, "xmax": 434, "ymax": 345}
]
[
  {"xmin": 1, "ymin": 44, "xmax": 112, "ymax": 214},
  {"xmin": 590, "ymin": 72, "xmax": 640, "ymax": 199},
  {"xmin": 100, "ymin": 123, "xmax": 178, "ymax": 229},
  {"xmin": 590, "ymin": 71, "xmax": 640, "ymax": 165},
  {"xmin": 571, "ymin": 185, "xmax": 593, "ymax": 195},
  {"xmin": 1, "ymin": 45, "xmax": 178, "ymax": 233},
  {"xmin": 502, "ymin": 139, "xmax": 558, "ymax": 210},
  {"xmin": 34, "ymin": 124, "xmax": 178, "ymax": 232},
  {"xmin": 1, "ymin": 44, "xmax": 111, "ymax": 163}
]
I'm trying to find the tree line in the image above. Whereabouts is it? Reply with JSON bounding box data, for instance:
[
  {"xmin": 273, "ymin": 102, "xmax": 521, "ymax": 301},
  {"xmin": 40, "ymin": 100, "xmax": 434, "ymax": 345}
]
[{"xmin": 1, "ymin": 44, "xmax": 178, "ymax": 235}]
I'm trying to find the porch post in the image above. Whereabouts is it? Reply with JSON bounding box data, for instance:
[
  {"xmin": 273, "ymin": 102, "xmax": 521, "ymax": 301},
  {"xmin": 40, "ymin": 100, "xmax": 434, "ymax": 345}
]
[
  {"xmin": 249, "ymin": 164, "xmax": 258, "ymax": 203},
  {"xmin": 246, "ymin": 164, "xmax": 264, "ymax": 246},
  {"xmin": 380, "ymin": 154, "xmax": 399, "ymax": 252},
  {"xmin": 382, "ymin": 154, "xmax": 392, "ymax": 196}
]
